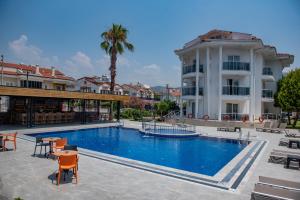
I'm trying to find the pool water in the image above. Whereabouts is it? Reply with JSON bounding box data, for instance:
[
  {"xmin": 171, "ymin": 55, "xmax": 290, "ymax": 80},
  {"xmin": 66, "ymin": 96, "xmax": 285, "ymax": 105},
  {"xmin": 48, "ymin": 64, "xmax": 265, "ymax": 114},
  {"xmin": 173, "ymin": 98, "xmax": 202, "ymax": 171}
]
[{"xmin": 28, "ymin": 127, "xmax": 247, "ymax": 176}]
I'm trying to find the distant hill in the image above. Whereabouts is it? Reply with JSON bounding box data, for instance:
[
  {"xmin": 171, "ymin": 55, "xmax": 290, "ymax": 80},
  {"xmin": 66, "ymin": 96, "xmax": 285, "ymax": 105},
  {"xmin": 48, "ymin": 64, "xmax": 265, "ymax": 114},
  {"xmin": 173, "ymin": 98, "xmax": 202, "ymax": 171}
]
[
  {"xmin": 151, "ymin": 86, "xmax": 180, "ymax": 94},
  {"xmin": 151, "ymin": 86, "xmax": 165, "ymax": 93}
]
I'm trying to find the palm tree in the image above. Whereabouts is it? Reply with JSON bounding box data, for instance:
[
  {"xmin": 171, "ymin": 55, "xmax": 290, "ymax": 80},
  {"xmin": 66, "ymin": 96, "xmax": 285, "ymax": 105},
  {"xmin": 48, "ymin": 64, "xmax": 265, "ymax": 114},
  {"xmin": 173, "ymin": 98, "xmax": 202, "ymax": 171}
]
[
  {"xmin": 100, "ymin": 24, "xmax": 134, "ymax": 120},
  {"xmin": 100, "ymin": 24, "xmax": 134, "ymax": 92}
]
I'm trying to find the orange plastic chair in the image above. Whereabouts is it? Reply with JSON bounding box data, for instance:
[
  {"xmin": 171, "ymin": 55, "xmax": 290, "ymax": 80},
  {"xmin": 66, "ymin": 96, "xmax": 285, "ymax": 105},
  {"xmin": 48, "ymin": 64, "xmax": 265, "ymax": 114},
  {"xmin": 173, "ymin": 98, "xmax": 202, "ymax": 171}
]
[
  {"xmin": 3, "ymin": 132, "xmax": 17, "ymax": 151},
  {"xmin": 57, "ymin": 154, "xmax": 78, "ymax": 185},
  {"xmin": 53, "ymin": 138, "xmax": 67, "ymax": 152}
]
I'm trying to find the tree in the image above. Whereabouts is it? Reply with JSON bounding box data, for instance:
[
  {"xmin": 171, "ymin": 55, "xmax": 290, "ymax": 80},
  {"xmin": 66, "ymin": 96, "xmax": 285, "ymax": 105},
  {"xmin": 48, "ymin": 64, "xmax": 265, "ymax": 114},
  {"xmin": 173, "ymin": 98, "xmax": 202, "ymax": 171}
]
[
  {"xmin": 276, "ymin": 68, "xmax": 300, "ymax": 127},
  {"xmin": 154, "ymin": 101, "xmax": 169, "ymax": 118},
  {"xmin": 100, "ymin": 24, "xmax": 134, "ymax": 119},
  {"xmin": 123, "ymin": 96, "xmax": 145, "ymax": 109}
]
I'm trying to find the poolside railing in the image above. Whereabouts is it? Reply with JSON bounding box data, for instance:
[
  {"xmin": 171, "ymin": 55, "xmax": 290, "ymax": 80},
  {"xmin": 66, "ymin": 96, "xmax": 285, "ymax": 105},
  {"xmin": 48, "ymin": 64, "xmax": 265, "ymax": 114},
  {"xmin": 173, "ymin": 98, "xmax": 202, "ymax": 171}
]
[{"xmin": 142, "ymin": 121, "xmax": 196, "ymax": 135}]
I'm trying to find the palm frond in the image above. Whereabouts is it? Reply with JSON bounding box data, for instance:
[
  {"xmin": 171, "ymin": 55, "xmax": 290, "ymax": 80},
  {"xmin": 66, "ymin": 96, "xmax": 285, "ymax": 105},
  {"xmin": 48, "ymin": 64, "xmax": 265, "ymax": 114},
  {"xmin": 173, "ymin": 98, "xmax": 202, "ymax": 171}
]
[
  {"xmin": 100, "ymin": 41, "xmax": 110, "ymax": 53},
  {"xmin": 123, "ymin": 41, "xmax": 134, "ymax": 52},
  {"xmin": 116, "ymin": 42, "xmax": 124, "ymax": 54}
]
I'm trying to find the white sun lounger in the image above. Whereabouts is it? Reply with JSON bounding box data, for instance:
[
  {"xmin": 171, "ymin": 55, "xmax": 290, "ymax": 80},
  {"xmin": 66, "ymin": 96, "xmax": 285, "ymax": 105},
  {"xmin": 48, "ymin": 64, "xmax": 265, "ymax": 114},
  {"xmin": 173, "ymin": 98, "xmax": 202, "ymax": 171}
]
[
  {"xmin": 259, "ymin": 176, "xmax": 300, "ymax": 191},
  {"xmin": 251, "ymin": 183, "xmax": 300, "ymax": 200}
]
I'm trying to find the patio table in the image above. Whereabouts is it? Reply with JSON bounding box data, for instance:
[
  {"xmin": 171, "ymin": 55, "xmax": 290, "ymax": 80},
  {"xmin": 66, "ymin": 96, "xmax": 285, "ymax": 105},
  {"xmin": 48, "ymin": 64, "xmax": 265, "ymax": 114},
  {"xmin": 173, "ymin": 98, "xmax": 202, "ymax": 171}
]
[
  {"xmin": 42, "ymin": 137, "xmax": 61, "ymax": 157},
  {"xmin": 52, "ymin": 150, "xmax": 78, "ymax": 157}
]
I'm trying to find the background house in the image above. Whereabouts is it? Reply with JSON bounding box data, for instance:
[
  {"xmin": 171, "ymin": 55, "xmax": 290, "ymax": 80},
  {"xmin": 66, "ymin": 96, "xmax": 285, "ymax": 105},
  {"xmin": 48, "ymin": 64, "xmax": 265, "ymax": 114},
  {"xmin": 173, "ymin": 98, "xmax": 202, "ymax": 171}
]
[{"xmin": 76, "ymin": 76, "xmax": 124, "ymax": 95}]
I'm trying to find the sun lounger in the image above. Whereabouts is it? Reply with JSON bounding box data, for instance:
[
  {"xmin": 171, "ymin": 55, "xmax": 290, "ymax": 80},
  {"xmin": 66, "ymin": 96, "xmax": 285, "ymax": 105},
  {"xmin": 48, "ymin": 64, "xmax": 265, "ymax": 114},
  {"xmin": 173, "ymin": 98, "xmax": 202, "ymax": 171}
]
[
  {"xmin": 286, "ymin": 131, "xmax": 300, "ymax": 138},
  {"xmin": 270, "ymin": 123, "xmax": 287, "ymax": 134},
  {"xmin": 279, "ymin": 138, "xmax": 290, "ymax": 146},
  {"xmin": 259, "ymin": 176, "xmax": 300, "ymax": 191},
  {"xmin": 263, "ymin": 120, "xmax": 280, "ymax": 133},
  {"xmin": 272, "ymin": 149, "xmax": 300, "ymax": 155},
  {"xmin": 279, "ymin": 138, "xmax": 300, "ymax": 148},
  {"xmin": 269, "ymin": 152, "xmax": 287, "ymax": 164},
  {"xmin": 269, "ymin": 149, "xmax": 300, "ymax": 164},
  {"xmin": 217, "ymin": 127, "xmax": 229, "ymax": 131},
  {"xmin": 217, "ymin": 126, "xmax": 240, "ymax": 132},
  {"xmin": 251, "ymin": 183, "xmax": 300, "ymax": 200},
  {"xmin": 256, "ymin": 121, "xmax": 271, "ymax": 132}
]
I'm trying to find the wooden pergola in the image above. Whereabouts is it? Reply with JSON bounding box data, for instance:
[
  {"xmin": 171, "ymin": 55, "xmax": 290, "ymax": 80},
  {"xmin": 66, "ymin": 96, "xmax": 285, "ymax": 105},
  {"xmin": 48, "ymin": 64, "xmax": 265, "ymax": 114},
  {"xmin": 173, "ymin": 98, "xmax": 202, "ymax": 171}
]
[{"xmin": 0, "ymin": 86, "xmax": 130, "ymax": 127}]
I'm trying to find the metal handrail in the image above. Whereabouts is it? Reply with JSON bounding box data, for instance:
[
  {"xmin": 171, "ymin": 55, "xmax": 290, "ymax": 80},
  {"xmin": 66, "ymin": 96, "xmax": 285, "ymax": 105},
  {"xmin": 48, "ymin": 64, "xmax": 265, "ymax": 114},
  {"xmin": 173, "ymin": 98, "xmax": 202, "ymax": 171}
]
[
  {"xmin": 222, "ymin": 86, "xmax": 250, "ymax": 96},
  {"xmin": 142, "ymin": 122, "xmax": 196, "ymax": 135},
  {"xmin": 223, "ymin": 62, "xmax": 250, "ymax": 71}
]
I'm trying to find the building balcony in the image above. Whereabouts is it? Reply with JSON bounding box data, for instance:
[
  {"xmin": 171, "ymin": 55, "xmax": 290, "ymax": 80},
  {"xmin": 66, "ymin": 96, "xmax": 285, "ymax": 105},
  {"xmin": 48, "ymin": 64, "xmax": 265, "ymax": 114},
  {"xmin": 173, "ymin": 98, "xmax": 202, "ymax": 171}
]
[
  {"xmin": 262, "ymin": 68, "xmax": 273, "ymax": 75},
  {"xmin": 182, "ymin": 64, "xmax": 204, "ymax": 75},
  {"xmin": 223, "ymin": 62, "xmax": 250, "ymax": 71},
  {"xmin": 222, "ymin": 86, "xmax": 250, "ymax": 96},
  {"xmin": 182, "ymin": 87, "xmax": 203, "ymax": 96},
  {"xmin": 262, "ymin": 68, "xmax": 275, "ymax": 81},
  {"xmin": 262, "ymin": 89, "xmax": 273, "ymax": 98},
  {"xmin": 262, "ymin": 89, "xmax": 274, "ymax": 102}
]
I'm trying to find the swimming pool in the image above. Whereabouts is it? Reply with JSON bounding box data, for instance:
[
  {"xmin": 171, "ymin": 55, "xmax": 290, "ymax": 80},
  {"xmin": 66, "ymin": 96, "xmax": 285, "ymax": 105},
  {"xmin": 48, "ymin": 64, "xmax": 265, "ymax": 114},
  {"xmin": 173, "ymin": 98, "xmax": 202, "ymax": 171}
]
[{"xmin": 28, "ymin": 127, "xmax": 248, "ymax": 176}]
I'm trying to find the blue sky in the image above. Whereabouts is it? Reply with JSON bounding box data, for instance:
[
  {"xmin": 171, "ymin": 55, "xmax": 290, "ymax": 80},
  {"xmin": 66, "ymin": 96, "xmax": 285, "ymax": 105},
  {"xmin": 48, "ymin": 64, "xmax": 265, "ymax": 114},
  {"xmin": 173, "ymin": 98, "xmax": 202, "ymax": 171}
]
[{"xmin": 0, "ymin": 0, "xmax": 299, "ymax": 86}]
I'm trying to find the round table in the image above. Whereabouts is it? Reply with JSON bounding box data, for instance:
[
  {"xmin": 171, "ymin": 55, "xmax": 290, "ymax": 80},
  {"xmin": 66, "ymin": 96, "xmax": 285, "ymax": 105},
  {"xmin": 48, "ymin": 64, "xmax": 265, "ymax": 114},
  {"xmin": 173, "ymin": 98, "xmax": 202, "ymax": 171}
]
[
  {"xmin": 42, "ymin": 137, "xmax": 61, "ymax": 157},
  {"xmin": 42, "ymin": 137, "xmax": 61, "ymax": 142},
  {"xmin": 52, "ymin": 150, "xmax": 78, "ymax": 157}
]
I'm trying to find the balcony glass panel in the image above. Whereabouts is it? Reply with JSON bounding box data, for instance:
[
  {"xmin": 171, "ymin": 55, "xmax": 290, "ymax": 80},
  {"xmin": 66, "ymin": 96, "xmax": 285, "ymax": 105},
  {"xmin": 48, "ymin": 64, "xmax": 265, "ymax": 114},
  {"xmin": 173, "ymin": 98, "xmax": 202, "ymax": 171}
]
[
  {"xmin": 223, "ymin": 62, "xmax": 250, "ymax": 71},
  {"xmin": 262, "ymin": 89, "xmax": 273, "ymax": 98},
  {"xmin": 182, "ymin": 87, "xmax": 203, "ymax": 96},
  {"xmin": 262, "ymin": 68, "xmax": 273, "ymax": 75},
  {"xmin": 182, "ymin": 64, "xmax": 204, "ymax": 75},
  {"xmin": 222, "ymin": 86, "xmax": 250, "ymax": 96}
]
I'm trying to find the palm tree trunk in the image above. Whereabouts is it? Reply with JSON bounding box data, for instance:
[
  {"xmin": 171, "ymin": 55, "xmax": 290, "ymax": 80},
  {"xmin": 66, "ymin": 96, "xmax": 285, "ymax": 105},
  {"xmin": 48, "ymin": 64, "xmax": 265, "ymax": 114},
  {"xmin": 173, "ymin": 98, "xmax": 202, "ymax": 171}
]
[{"xmin": 109, "ymin": 48, "xmax": 117, "ymax": 120}]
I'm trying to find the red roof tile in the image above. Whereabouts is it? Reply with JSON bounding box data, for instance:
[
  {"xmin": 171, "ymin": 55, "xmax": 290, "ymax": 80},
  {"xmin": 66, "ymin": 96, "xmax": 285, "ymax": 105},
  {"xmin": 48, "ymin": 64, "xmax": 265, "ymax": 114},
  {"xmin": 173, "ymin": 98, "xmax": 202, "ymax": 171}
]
[{"xmin": 2, "ymin": 62, "xmax": 74, "ymax": 81}]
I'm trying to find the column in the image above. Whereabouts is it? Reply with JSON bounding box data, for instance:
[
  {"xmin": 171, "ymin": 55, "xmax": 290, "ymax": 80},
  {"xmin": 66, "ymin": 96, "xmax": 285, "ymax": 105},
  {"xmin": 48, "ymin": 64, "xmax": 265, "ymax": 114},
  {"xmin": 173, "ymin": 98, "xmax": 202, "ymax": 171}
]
[
  {"xmin": 250, "ymin": 48, "xmax": 255, "ymax": 122},
  {"xmin": 218, "ymin": 46, "xmax": 223, "ymax": 121},
  {"xmin": 180, "ymin": 57, "xmax": 183, "ymax": 118},
  {"xmin": 116, "ymin": 101, "xmax": 121, "ymax": 121},
  {"xmin": 195, "ymin": 48, "xmax": 200, "ymax": 118},
  {"xmin": 206, "ymin": 47, "xmax": 210, "ymax": 117}
]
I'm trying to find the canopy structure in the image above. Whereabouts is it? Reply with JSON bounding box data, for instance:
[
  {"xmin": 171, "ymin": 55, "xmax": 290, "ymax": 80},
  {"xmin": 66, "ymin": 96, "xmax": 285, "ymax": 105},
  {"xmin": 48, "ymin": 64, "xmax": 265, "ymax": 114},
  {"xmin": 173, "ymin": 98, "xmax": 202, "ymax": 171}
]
[
  {"xmin": 0, "ymin": 86, "xmax": 130, "ymax": 101},
  {"xmin": 0, "ymin": 86, "xmax": 128, "ymax": 127}
]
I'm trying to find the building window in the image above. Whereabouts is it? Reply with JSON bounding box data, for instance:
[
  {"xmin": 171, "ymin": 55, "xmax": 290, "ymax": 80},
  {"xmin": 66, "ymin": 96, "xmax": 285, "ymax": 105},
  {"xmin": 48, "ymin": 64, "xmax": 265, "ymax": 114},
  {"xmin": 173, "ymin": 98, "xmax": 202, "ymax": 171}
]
[
  {"xmin": 20, "ymin": 80, "xmax": 42, "ymax": 88},
  {"xmin": 228, "ymin": 56, "xmax": 240, "ymax": 62},
  {"xmin": 80, "ymin": 87, "xmax": 91, "ymax": 93},
  {"xmin": 226, "ymin": 103, "xmax": 238, "ymax": 114}
]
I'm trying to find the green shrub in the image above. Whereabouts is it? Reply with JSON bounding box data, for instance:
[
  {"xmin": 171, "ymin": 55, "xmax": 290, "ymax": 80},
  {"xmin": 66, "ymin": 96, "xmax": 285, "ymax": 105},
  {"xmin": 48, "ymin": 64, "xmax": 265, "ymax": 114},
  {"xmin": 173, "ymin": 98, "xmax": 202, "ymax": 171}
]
[{"xmin": 120, "ymin": 108, "xmax": 153, "ymax": 121}]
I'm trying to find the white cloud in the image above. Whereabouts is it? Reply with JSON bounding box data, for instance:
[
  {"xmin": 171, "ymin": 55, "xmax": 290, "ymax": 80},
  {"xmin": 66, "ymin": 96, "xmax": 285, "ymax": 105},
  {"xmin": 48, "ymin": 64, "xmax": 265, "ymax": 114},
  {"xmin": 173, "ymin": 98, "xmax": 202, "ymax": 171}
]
[
  {"xmin": 95, "ymin": 54, "xmax": 131, "ymax": 68},
  {"xmin": 143, "ymin": 64, "xmax": 160, "ymax": 70},
  {"xmin": 64, "ymin": 51, "xmax": 107, "ymax": 78},
  {"xmin": 7, "ymin": 35, "xmax": 180, "ymax": 86},
  {"xmin": 66, "ymin": 51, "xmax": 93, "ymax": 69},
  {"xmin": 8, "ymin": 35, "xmax": 58, "ymax": 66}
]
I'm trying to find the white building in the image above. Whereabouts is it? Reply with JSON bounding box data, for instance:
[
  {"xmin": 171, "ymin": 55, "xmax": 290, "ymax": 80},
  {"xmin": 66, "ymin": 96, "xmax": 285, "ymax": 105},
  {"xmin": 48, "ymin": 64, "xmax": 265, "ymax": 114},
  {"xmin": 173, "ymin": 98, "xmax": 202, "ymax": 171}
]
[
  {"xmin": 76, "ymin": 76, "xmax": 124, "ymax": 95},
  {"xmin": 0, "ymin": 62, "xmax": 75, "ymax": 90},
  {"xmin": 175, "ymin": 30, "xmax": 294, "ymax": 121},
  {"xmin": 122, "ymin": 83, "xmax": 155, "ymax": 99},
  {"xmin": 0, "ymin": 62, "xmax": 75, "ymax": 112}
]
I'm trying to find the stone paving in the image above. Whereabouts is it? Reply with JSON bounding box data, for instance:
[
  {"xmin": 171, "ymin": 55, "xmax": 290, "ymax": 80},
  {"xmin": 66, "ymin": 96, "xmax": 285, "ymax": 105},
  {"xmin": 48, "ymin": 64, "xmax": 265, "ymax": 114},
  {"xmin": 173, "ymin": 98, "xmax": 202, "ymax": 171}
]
[{"xmin": 0, "ymin": 120, "xmax": 300, "ymax": 200}]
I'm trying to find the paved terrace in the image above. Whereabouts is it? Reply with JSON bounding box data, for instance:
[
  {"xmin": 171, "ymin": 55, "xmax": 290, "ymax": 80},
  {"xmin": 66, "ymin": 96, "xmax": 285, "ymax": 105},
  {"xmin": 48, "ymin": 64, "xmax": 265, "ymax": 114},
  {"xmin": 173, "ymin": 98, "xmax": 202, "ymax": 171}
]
[{"xmin": 0, "ymin": 121, "xmax": 300, "ymax": 200}]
